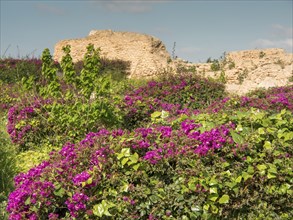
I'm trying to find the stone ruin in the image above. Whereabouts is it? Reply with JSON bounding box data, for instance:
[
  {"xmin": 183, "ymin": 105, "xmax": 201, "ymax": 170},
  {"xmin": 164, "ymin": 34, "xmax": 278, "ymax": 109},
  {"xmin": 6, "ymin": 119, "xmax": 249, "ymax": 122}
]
[
  {"xmin": 54, "ymin": 30, "xmax": 293, "ymax": 95},
  {"xmin": 54, "ymin": 30, "xmax": 171, "ymax": 78}
]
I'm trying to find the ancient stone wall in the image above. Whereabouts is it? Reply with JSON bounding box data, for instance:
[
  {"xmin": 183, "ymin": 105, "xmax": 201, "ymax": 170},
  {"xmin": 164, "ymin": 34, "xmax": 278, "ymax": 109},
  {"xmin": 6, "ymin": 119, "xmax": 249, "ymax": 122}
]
[
  {"xmin": 171, "ymin": 48, "xmax": 293, "ymax": 95},
  {"xmin": 54, "ymin": 30, "xmax": 171, "ymax": 78}
]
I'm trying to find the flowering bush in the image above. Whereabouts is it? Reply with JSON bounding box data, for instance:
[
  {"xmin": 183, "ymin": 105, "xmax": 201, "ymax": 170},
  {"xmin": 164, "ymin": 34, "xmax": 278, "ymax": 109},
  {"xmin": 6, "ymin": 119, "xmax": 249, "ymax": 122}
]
[
  {"xmin": 121, "ymin": 73, "xmax": 226, "ymax": 129},
  {"xmin": 0, "ymin": 58, "xmax": 43, "ymax": 84},
  {"xmin": 2, "ymin": 47, "xmax": 293, "ymax": 219},
  {"xmin": 203, "ymin": 85, "xmax": 293, "ymax": 114},
  {"xmin": 7, "ymin": 108, "xmax": 293, "ymax": 219}
]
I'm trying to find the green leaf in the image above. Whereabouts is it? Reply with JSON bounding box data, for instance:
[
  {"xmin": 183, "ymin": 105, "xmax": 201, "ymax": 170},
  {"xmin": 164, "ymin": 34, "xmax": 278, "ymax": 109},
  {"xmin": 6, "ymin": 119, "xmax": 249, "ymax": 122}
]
[
  {"xmin": 121, "ymin": 157, "xmax": 129, "ymax": 166},
  {"xmin": 188, "ymin": 182, "xmax": 196, "ymax": 191},
  {"xmin": 161, "ymin": 110, "xmax": 169, "ymax": 119},
  {"xmin": 242, "ymin": 172, "xmax": 253, "ymax": 181},
  {"xmin": 230, "ymin": 131, "xmax": 244, "ymax": 144},
  {"xmin": 284, "ymin": 132, "xmax": 293, "ymax": 141},
  {"xmin": 121, "ymin": 148, "xmax": 131, "ymax": 157},
  {"xmin": 203, "ymin": 204, "xmax": 210, "ymax": 211},
  {"xmin": 258, "ymin": 127, "xmax": 265, "ymax": 135},
  {"xmin": 93, "ymin": 200, "xmax": 115, "ymax": 217},
  {"xmin": 191, "ymin": 206, "xmax": 201, "ymax": 212},
  {"xmin": 151, "ymin": 111, "xmax": 161, "ymax": 119},
  {"xmin": 25, "ymin": 197, "xmax": 31, "ymax": 205},
  {"xmin": 116, "ymin": 153, "xmax": 124, "ymax": 160},
  {"xmin": 132, "ymin": 164, "xmax": 140, "ymax": 171},
  {"xmin": 218, "ymin": 194, "xmax": 230, "ymax": 204},
  {"xmin": 208, "ymin": 194, "xmax": 219, "ymax": 202},
  {"xmin": 268, "ymin": 165, "xmax": 277, "ymax": 174},
  {"xmin": 86, "ymin": 177, "xmax": 93, "ymax": 185},
  {"xmin": 225, "ymin": 181, "xmax": 237, "ymax": 189},
  {"xmin": 257, "ymin": 164, "xmax": 267, "ymax": 171},
  {"xmin": 54, "ymin": 187, "xmax": 65, "ymax": 197},
  {"xmin": 150, "ymin": 195, "xmax": 158, "ymax": 203},
  {"xmin": 222, "ymin": 162, "xmax": 230, "ymax": 168},
  {"xmin": 211, "ymin": 204, "xmax": 219, "ymax": 214},
  {"xmin": 93, "ymin": 204, "xmax": 104, "ymax": 217},
  {"xmin": 245, "ymin": 156, "xmax": 252, "ymax": 163},
  {"xmin": 267, "ymin": 173, "xmax": 276, "ymax": 179},
  {"xmin": 121, "ymin": 183, "xmax": 129, "ymax": 192},
  {"xmin": 209, "ymin": 187, "xmax": 218, "ymax": 194},
  {"xmin": 129, "ymin": 153, "xmax": 139, "ymax": 163},
  {"xmin": 247, "ymin": 165, "xmax": 254, "ymax": 174},
  {"xmin": 263, "ymin": 141, "xmax": 272, "ymax": 150},
  {"xmin": 209, "ymin": 178, "xmax": 218, "ymax": 186},
  {"xmin": 235, "ymin": 176, "xmax": 242, "ymax": 183}
]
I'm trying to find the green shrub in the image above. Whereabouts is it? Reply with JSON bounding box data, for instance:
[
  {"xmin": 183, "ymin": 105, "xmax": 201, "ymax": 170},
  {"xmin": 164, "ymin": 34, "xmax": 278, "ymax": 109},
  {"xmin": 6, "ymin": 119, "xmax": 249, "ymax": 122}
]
[
  {"xmin": 0, "ymin": 116, "xmax": 17, "ymax": 197},
  {"xmin": 237, "ymin": 68, "xmax": 249, "ymax": 84},
  {"xmin": 0, "ymin": 58, "xmax": 42, "ymax": 84},
  {"xmin": 7, "ymin": 45, "xmax": 124, "ymax": 150},
  {"xmin": 6, "ymin": 108, "xmax": 293, "ymax": 219},
  {"xmin": 210, "ymin": 59, "xmax": 221, "ymax": 71}
]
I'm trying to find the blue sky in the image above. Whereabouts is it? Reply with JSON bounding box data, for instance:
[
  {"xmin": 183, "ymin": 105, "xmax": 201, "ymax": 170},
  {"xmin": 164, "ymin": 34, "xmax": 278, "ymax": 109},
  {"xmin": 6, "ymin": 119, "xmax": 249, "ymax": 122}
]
[{"xmin": 1, "ymin": 0, "xmax": 292, "ymax": 62}]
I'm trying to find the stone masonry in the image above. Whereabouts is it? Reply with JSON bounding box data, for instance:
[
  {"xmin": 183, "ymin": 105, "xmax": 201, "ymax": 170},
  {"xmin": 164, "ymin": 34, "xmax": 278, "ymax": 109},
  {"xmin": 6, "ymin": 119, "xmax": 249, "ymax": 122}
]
[{"xmin": 54, "ymin": 30, "xmax": 171, "ymax": 78}]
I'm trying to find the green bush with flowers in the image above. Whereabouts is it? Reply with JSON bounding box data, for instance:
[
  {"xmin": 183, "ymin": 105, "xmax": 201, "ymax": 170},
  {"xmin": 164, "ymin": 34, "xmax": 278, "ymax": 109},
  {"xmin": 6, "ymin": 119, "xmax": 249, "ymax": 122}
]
[
  {"xmin": 0, "ymin": 44, "xmax": 292, "ymax": 219},
  {"xmin": 5, "ymin": 108, "xmax": 293, "ymax": 219}
]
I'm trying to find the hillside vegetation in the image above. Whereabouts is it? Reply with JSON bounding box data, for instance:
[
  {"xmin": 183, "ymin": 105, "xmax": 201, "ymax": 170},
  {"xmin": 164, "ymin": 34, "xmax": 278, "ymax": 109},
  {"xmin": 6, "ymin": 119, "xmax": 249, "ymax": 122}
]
[{"xmin": 0, "ymin": 44, "xmax": 292, "ymax": 219}]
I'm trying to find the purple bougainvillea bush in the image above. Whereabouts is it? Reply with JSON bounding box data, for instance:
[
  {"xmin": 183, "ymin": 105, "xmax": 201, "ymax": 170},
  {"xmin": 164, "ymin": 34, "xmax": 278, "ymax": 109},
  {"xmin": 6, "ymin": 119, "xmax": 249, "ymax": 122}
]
[
  {"xmin": 203, "ymin": 85, "xmax": 293, "ymax": 114},
  {"xmin": 121, "ymin": 74, "xmax": 226, "ymax": 128},
  {"xmin": 6, "ymin": 107, "xmax": 293, "ymax": 219},
  {"xmin": 7, "ymin": 120, "xmax": 237, "ymax": 219}
]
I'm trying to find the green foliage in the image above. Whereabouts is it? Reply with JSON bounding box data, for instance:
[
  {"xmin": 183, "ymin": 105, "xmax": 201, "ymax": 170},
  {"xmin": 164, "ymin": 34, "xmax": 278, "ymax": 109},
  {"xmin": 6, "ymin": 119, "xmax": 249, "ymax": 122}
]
[
  {"xmin": 0, "ymin": 58, "xmax": 42, "ymax": 84},
  {"xmin": 15, "ymin": 144, "xmax": 58, "ymax": 173},
  {"xmin": 228, "ymin": 60, "xmax": 235, "ymax": 69},
  {"xmin": 210, "ymin": 59, "xmax": 221, "ymax": 71},
  {"xmin": 2, "ymin": 45, "xmax": 293, "ymax": 219},
  {"xmin": 0, "ymin": 115, "xmax": 17, "ymax": 220},
  {"xmin": 7, "ymin": 107, "xmax": 293, "ymax": 219},
  {"xmin": 79, "ymin": 44, "xmax": 101, "ymax": 98},
  {"xmin": 237, "ymin": 68, "xmax": 249, "ymax": 84},
  {"xmin": 0, "ymin": 200, "xmax": 8, "ymax": 220},
  {"xmin": 259, "ymin": 51, "xmax": 266, "ymax": 58},
  {"xmin": 60, "ymin": 45, "xmax": 77, "ymax": 86},
  {"xmin": 8, "ymin": 45, "xmax": 124, "ymax": 149},
  {"xmin": 218, "ymin": 70, "xmax": 227, "ymax": 84},
  {"xmin": 0, "ymin": 116, "xmax": 17, "ymax": 197},
  {"xmin": 40, "ymin": 48, "xmax": 61, "ymax": 97}
]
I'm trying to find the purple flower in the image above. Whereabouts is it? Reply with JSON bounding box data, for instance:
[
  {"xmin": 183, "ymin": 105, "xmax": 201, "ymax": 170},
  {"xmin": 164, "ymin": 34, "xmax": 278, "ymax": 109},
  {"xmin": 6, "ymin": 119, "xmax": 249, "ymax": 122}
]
[
  {"xmin": 144, "ymin": 149, "xmax": 162, "ymax": 164},
  {"xmin": 65, "ymin": 192, "xmax": 89, "ymax": 217},
  {"xmin": 158, "ymin": 126, "xmax": 172, "ymax": 138},
  {"xmin": 48, "ymin": 213, "xmax": 59, "ymax": 220},
  {"xmin": 73, "ymin": 171, "xmax": 91, "ymax": 186}
]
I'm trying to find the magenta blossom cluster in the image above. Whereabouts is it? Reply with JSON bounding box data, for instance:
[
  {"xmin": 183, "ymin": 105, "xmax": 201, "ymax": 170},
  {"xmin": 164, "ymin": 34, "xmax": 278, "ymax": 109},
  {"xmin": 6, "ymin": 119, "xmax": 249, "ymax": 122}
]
[
  {"xmin": 7, "ymin": 161, "xmax": 53, "ymax": 220},
  {"xmin": 123, "ymin": 120, "xmax": 235, "ymax": 165},
  {"xmin": 202, "ymin": 85, "xmax": 293, "ymax": 114},
  {"xmin": 6, "ymin": 97, "xmax": 52, "ymax": 147},
  {"xmin": 240, "ymin": 88, "xmax": 293, "ymax": 112},
  {"xmin": 65, "ymin": 192, "xmax": 89, "ymax": 218}
]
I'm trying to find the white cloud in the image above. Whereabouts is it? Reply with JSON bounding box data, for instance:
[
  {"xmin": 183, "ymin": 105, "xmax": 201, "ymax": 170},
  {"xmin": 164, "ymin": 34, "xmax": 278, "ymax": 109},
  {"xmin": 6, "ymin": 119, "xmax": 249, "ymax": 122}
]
[
  {"xmin": 35, "ymin": 3, "xmax": 65, "ymax": 15},
  {"xmin": 252, "ymin": 24, "xmax": 293, "ymax": 53},
  {"xmin": 271, "ymin": 24, "xmax": 293, "ymax": 38}
]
